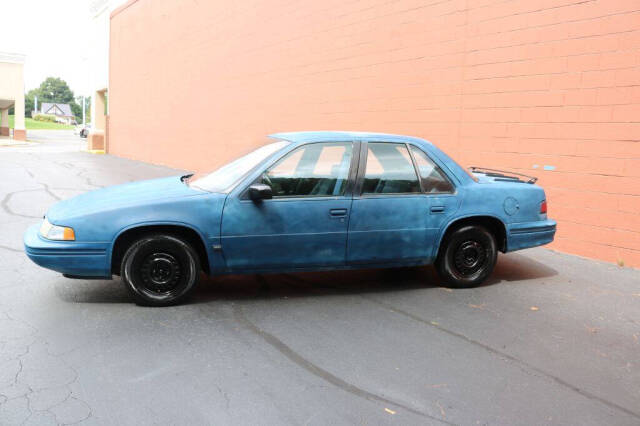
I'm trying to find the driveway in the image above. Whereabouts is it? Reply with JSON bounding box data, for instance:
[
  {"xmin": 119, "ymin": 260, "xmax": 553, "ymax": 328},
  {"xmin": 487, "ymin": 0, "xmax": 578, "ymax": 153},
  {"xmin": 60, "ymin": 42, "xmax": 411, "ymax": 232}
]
[{"xmin": 1, "ymin": 130, "xmax": 639, "ymax": 425}]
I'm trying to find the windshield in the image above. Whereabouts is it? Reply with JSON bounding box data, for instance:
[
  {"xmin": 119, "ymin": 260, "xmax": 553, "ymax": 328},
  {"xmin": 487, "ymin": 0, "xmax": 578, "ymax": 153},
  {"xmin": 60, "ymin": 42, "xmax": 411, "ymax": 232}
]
[{"xmin": 188, "ymin": 140, "xmax": 290, "ymax": 192}]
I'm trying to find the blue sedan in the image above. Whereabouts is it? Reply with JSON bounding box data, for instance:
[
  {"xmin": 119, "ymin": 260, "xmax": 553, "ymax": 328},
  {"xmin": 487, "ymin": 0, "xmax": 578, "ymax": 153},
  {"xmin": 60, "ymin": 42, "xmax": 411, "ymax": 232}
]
[{"xmin": 24, "ymin": 131, "xmax": 556, "ymax": 306}]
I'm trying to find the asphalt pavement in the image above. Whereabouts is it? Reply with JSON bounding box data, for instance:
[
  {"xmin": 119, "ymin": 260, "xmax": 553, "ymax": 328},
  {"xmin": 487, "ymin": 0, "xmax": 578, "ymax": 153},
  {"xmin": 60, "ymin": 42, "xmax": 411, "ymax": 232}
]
[{"xmin": 1, "ymin": 130, "xmax": 639, "ymax": 425}]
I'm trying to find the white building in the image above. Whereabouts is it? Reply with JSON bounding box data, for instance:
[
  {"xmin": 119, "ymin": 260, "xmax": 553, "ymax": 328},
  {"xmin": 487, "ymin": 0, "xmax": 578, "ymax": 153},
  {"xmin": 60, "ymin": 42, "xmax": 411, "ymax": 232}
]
[
  {"xmin": 0, "ymin": 52, "xmax": 26, "ymax": 140},
  {"xmin": 86, "ymin": 0, "xmax": 127, "ymax": 150}
]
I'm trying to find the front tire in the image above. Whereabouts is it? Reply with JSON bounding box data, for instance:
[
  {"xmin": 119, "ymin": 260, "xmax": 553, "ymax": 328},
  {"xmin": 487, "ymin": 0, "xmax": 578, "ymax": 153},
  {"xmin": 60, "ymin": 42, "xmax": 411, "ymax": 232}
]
[
  {"xmin": 436, "ymin": 225, "xmax": 497, "ymax": 288},
  {"xmin": 121, "ymin": 234, "xmax": 200, "ymax": 306}
]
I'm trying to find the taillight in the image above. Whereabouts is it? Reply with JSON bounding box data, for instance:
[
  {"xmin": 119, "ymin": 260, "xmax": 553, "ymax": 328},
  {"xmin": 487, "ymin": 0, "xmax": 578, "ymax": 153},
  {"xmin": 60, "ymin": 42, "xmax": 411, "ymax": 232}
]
[{"xmin": 540, "ymin": 200, "xmax": 547, "ymax": 214}]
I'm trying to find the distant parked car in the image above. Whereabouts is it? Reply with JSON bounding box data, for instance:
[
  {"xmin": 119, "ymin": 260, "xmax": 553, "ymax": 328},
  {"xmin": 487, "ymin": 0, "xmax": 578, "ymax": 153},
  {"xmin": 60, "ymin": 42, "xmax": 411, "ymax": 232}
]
[
  {"xmin": 77, "ymin": 124, "xmax": 90, "ymax": 138},
  {"xmin": 24, "ymin": 131, "xmax": 556, "ymax": 306}
]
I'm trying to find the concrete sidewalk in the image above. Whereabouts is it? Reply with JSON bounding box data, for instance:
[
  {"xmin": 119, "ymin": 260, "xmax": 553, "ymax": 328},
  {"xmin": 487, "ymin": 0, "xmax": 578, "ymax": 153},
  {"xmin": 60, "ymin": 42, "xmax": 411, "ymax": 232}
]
[{"xmin": 1, "ymin": 132, "xmax": 639, "ymax": 425}]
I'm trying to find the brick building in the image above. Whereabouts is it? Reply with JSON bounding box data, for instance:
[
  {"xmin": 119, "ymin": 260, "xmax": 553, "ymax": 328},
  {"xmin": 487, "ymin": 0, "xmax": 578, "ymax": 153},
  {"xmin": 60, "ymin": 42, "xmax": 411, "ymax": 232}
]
[{"xmin": 107, "ymin": 0, "xmax": 640, "ymax": 267}]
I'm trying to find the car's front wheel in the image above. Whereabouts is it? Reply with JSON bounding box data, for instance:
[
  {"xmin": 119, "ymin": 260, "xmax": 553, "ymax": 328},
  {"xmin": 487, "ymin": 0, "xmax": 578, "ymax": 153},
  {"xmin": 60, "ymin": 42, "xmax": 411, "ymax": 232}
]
[
  {"xmin": 121, "ymin": 234, "xmax": 200, "ymax": 306},
  {"xmin": 436, "ymin": 225, "xmax": 497, "ymax": 288}
]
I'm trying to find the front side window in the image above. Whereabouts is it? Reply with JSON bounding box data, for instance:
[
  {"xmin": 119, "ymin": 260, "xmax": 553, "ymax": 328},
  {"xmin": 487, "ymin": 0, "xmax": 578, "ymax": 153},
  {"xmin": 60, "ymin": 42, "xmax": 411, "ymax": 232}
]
[
  {"xmin": 362, "ymin": 143, "xmax": 420, "ymax": 194},
  {"xmin": 409, "ymin": 146, "xmax": 455, "ymax": 193},
  {"xmin": 260, "ymin": 142, "xmax": 353, "ymax": 197}
]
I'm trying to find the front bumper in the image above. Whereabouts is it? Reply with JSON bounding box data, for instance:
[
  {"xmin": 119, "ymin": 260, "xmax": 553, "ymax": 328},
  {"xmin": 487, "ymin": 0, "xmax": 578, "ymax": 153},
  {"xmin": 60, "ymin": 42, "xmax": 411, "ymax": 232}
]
[
  {"xmin": 506, "ymin": 219, "xmax": 556, "ymax": 252},
  {"xmin": 23, "ymin": 224, "xmax": 111, "ymax": 278}
]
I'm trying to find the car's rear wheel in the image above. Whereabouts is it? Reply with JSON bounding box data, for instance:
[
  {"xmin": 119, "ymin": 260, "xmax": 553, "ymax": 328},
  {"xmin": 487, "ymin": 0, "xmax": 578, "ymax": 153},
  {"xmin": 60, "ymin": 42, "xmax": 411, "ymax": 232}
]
[
  {"xmin": 121, "ymin": 234, "xmax": 200, "ymax": 306},
  {"xmin": 436, "ymin": 225, "xmax": 497, "ymax": 288}
]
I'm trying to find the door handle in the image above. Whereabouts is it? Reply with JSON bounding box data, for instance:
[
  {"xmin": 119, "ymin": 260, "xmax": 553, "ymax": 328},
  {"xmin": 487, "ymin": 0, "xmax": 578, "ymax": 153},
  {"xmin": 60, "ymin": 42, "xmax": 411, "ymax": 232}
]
[
  {"xmin": 329, "ymin": 208, "xmax": 348, "ymax": 217},
  {"xmin": 430, "ymin": 206, "xmax": 445, "ymax": 213}
]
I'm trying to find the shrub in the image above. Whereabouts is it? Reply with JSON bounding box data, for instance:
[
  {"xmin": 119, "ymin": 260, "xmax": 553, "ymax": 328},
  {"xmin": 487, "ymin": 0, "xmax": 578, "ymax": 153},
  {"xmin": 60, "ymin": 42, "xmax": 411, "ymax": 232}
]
[{"xmin": 32, "ymin": 114, "xmax": 57, "ymax": 123}]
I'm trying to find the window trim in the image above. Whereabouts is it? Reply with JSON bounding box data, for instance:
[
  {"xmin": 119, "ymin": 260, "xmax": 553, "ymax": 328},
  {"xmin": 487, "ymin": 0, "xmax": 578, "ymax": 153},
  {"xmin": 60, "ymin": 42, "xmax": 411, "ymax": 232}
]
[
  {"xmin": 406, "ymin": 143, "xmax": 425, "ymax": 193},
  {"xmin": 238, "ymin": 140, "xmax": 359, "ymax": 200}
]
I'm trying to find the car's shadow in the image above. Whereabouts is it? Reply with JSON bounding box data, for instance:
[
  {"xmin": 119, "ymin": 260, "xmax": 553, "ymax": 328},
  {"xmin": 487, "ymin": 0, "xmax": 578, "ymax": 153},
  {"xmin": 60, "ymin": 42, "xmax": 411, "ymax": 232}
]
[{"xmin": 55, "ymin": 252, "xmax": 558, "ymax": 305}]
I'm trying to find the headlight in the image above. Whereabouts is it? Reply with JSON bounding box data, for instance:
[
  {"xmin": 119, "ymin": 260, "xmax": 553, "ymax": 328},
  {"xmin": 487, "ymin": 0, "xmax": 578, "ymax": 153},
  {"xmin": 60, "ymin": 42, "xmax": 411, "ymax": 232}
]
[{"xmin": 40, "ymin": 218, "xmax": 75, "ymax": 241}]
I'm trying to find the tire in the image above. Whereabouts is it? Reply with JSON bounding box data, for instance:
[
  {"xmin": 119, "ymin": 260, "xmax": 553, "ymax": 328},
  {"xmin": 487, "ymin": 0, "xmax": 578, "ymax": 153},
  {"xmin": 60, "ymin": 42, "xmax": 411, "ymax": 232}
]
[
  {"xmin": 121, "ymin": 234, "xmax": 200, "ymax": 306},
  {"xmin": 436, "ymin": 225, "xmax": 497, "ymax": 288}
]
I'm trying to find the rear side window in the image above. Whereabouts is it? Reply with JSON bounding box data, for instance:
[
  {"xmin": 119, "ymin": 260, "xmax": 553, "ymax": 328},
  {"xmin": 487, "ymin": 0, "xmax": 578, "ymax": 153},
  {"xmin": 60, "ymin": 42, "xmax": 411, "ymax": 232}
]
[
  {"xmin": 261, "ymin": 142, "xmax": 353, "ymax": 197},
  {"xmin": 362, "ymin": 143, "xmax": 421, "ymax": 194},
  {"xmin": 409, "ymin": 146, "xmax": 455, "ymax": 193}
]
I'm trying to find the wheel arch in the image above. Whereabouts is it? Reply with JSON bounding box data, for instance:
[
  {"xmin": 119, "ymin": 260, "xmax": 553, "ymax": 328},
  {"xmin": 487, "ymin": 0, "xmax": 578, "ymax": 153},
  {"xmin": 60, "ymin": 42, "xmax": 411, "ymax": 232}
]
[
  {"xmin": 436, "ymin": 215, "xmax": 507, "ymax": 260},
  {"xmin": 110, "ymin": 222, "xmax": 211, "ymax": 275}
]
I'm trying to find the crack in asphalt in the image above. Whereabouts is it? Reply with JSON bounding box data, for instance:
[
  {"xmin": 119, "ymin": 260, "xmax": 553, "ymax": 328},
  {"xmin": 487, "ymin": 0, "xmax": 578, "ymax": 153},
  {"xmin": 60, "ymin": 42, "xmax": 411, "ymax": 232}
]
[
  {"xmin": 40, "ymin": 182, "xmax": 62, "ymax": 202},
  {"xmin": 1, "ymin": 189, "xmax": 44, "ymax": 219},
  {"xmin": 0, "ymin": 182, "xmax": 73, "ymax": 220},
  {"xmin": 1, "ymin": 168, "xmax": 89, "ymax": 221},
  {"xmin": 0, "ymin": 245, "xmax": 22, "ymax": 253},
  {"xmin": 231, "ymin": 303, "xmax": 454, "ymax": 424},
  {"xmin": 0, "ymin": 141, "xmax": 130, "ymax": 424},
  {"xmin": 364, "ymin": 295, "xmax": 640, "ymax": 421},
  {"xmin": 0, "ymin": 311, "xmax": 93, "ymax": 425},
  {"xmin": 215, "ymin": 384, "xmax": 230, "ymax": 412},
  {"xmin": 75, "ymin": 169, "xmax": 104, "ymax": 189},
  {"xmin": 279, "ymin": 274, "xmax": 640, "ymax": 422}
]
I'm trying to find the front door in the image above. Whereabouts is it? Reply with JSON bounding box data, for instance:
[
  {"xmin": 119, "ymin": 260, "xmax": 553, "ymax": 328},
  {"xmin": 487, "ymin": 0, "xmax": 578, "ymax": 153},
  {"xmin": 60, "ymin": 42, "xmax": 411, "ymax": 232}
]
[{"xmin": 221, "ymin": 141, "xmax": 356, "ymax": 271}]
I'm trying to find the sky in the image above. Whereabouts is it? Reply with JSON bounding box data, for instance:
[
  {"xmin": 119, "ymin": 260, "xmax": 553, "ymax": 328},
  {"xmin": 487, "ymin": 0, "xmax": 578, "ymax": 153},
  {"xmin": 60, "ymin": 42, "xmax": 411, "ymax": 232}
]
[{"xmin": 0, "ymin": 0, "xmax": 125, "ymax": 96}]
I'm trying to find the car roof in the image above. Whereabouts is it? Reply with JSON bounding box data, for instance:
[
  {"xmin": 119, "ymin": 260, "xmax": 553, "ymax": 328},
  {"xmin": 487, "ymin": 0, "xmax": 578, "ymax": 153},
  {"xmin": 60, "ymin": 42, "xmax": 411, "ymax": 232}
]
[{"xmin": 269, "ymin": 131, "xmax": 432, "ymax": 146}]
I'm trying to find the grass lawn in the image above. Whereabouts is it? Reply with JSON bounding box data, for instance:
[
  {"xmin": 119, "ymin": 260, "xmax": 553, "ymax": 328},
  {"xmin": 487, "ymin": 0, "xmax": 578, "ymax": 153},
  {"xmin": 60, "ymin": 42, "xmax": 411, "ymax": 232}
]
[{"xmin": 8, "ymin": 115, "xmax": 74, "ymax": 130}]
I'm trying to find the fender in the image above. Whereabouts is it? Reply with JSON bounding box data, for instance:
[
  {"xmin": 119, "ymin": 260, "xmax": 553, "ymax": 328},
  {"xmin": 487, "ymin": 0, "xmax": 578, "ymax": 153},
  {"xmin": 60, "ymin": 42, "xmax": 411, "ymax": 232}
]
[
  {"xmin": 109, "ymin": 220, "xmax": 216, "ymax": 273},
  {"xmin": 433, "ymin": 213, "xmax": 508, "ymax": 259}
]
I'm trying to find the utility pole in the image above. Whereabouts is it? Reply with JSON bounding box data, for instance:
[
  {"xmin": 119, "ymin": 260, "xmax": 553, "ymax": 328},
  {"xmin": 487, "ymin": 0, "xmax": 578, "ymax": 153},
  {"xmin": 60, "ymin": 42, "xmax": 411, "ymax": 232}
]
[{"xmin": 82, "ymin": 96, "xmax": 86, "ymax": 125}]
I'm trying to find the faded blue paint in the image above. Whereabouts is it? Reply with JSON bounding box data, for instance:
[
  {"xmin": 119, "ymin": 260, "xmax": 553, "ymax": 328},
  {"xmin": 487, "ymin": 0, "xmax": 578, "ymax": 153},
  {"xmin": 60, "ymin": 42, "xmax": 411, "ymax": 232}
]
[
  {"xmin": 221, "ymin": 196, "xmax": 352, "ymax": 269},
  {"xmin": 24, "ymin": 131, "xmax": 556, "ymax": 278},
  {"xmin": 543, "ymin": 165, "xmax": 556, "ymax": 171}
]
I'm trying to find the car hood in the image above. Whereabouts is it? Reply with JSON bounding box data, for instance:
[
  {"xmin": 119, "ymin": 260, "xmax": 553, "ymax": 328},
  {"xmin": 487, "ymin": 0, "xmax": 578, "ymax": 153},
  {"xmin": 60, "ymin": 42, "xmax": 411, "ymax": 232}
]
[{"xmin": 47, "ymin": 176, "xmax": 206, "ymax": 223}]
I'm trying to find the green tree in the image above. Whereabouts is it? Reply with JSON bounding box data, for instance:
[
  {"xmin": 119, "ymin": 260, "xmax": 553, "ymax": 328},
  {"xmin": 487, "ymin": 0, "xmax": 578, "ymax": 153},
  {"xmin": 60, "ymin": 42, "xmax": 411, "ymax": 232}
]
[
  {"xmin": 21, "ymin": 77, "xmax": 83, "ymax": 120},
  {"xmin": 11, "ymin": 77, "xmax": 84, "ymax": 120},
  {"xmin": 24, "ymin": 90, "xmax": 37, "ymax": 117},
  {"xmin": 36, "ymin": 77, "xmax": 75, "ymax": 104},
  {"xmin": 73, "ymin": 95, "xmax": 91, "ymax": 123}
]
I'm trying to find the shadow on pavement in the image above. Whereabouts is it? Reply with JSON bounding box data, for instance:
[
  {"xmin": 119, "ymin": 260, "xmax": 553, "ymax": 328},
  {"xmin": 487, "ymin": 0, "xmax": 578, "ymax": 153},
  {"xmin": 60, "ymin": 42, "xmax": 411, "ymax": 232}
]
[
  {"xmin": 55, "ymin": 251, "xmax": 557, "ymax": 305},
  {"xmin": 487, "ymin": 252, "xmax": 558, "ymax": 285}
]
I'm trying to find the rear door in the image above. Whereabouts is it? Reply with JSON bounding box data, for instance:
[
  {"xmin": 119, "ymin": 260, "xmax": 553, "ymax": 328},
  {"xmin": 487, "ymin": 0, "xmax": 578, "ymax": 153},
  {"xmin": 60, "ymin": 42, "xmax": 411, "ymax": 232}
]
[
  {"xmin": 346, "ymin": 142, "xmax": 433, "ymax": 264},
  {"xmin": 408, "ymin": 144, "xmax": 459, "ymax": 258}
]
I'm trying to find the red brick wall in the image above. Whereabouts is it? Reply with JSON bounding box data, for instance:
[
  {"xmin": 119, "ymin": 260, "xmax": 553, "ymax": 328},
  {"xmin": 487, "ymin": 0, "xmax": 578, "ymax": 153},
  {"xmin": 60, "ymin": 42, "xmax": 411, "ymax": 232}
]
[{"xmin": 109, "ymin": 0, "xmax": 640, "ymax": 267}]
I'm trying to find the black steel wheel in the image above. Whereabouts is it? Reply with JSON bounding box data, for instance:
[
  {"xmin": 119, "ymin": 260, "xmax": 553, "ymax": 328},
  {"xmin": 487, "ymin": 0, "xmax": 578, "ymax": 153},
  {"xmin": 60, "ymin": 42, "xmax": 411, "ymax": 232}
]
[
  {"xmin": 436, "ymin": 225, "xmax": 497, "ymax": 288},
  {"xmin": 121, "ymin": 234, "xmax": 200, "ymax": 306}
]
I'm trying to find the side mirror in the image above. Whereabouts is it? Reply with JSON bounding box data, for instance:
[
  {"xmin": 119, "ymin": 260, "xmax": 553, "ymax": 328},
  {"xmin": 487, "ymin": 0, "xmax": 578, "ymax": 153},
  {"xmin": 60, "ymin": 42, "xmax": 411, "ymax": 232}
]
[{"xmin": 248, "ymin": 183, "xmax": 273, "ymax": 201}]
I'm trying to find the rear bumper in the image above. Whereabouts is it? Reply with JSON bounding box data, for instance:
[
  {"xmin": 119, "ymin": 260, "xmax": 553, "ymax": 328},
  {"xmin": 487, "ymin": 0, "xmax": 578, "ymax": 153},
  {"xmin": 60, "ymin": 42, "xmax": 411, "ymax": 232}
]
[
  {"xmin": 506, "ymin": 219, "xmax": 556, "ymax": 252},
  {"xmin": 23, "ymin": 224, "xmax": 111, "ymax": 278}
]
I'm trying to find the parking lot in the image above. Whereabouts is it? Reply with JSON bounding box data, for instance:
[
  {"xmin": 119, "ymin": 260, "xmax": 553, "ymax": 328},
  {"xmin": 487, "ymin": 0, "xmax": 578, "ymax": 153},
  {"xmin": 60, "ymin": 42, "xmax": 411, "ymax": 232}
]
[{"xmin": 1, "ymin": 130, "xmax": 639, "ymax": 425}]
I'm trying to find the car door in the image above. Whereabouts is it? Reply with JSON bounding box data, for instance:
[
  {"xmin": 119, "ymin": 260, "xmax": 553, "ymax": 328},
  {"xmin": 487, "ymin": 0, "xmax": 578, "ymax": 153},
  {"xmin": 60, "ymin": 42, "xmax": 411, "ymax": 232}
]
[
  {"xmin": 221, "ymin": 141, "xmax": 357, "ymax": 271},
  {"xmin": 408, "ymin": 144, "xmax": 459, "ymax": 259},
  {"xmin": 347, "ymin": 141, "xmax": 432, "ymax": 264}
]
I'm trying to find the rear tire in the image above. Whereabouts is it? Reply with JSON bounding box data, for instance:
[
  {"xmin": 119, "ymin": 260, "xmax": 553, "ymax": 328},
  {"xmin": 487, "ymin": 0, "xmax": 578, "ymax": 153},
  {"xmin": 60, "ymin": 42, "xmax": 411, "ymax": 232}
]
[
  {"xmin": 436, "ymin": 225, "xmax": 497, "ymax": 288},
  {"xmin": 121, "ymin": 234, "xmax": 200, "ymax": 306}
]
